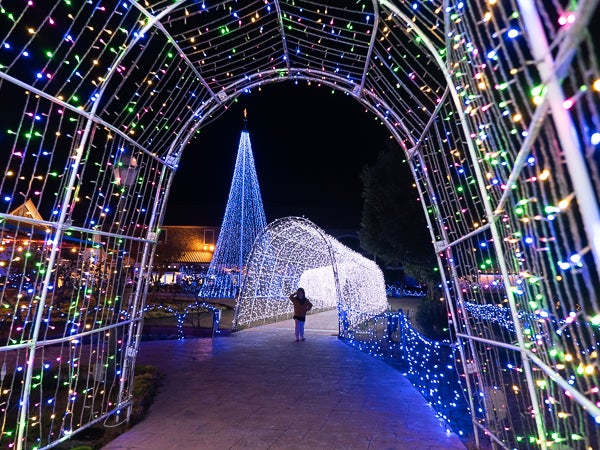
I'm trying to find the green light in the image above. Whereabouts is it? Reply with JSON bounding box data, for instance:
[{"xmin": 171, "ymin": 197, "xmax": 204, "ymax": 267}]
[{"xmin": 531, "ymin": 85, "xmax": 544, "ymax": 97}]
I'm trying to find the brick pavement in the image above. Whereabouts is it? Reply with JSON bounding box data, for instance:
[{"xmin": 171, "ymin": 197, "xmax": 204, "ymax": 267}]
[{"xmin": 103, "ymin": 310, "xmax": 466, "ymax": 450}]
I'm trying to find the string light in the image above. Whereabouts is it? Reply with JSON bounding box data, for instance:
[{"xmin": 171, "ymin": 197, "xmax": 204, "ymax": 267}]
[
  {"xmin": 235, "ymin": 217, "xmax": 388, "ymax": 331},
  {"xmin": 342, "ymin": 311, "xmax": 471, "ymax": 438},
  {"xmin": 198, "ymin": 130, "xmax": 267, "ymax": 299},
  {"xmin": 0, "ymin": 0, "xmax": 597, "ymax": 449}
]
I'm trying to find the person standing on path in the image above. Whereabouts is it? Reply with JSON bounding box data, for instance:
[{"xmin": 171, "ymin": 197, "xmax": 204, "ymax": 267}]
[{"xmin": 289, "ymin": 288, "xmax": 313, "ymax": 341}]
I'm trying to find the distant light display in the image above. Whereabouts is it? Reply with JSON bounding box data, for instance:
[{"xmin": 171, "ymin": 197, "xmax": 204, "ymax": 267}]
[
  {"xmin": 198, "ymin": 129, "xmax": 267, "ymax": 299},
  {"xmin": 234, "ymin": 217, "xmax": 388, "ymax": 331},
  {"xmin": 137, "ymin": 301, "xmax": 221, "ymax": 340}
]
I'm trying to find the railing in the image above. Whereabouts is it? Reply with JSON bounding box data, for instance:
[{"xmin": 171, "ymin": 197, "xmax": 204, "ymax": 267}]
[{"xmin": 340, "ymin": 310, "xmax": 473, "ymax": 441}]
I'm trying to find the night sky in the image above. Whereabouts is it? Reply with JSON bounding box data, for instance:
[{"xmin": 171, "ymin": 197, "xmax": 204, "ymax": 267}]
[{"xmin": 165, "ymin": 82, "xmax": 394, "ymax": 230}]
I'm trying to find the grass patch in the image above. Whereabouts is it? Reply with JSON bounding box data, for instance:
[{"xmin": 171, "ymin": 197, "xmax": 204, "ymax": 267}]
[{"xmin": 54, "ymin": 365, "xmax": 162, "ymax": 449}]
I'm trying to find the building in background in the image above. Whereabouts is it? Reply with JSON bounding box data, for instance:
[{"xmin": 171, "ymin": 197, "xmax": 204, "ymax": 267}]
[{"xmin": 154, "ymin": 225, "xmax": 219, "ymax": 287}]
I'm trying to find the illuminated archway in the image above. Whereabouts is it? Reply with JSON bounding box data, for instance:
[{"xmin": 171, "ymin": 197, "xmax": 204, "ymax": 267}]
[
  {"xmin": 0, "ymin": 1, "xmax": 599, "ymax": 448},
  {"xmin": 233, "ymin": 217, "xmax": 388, "ymax": 331}
]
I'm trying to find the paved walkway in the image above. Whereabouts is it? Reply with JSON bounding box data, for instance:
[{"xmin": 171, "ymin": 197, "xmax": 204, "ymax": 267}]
[{"xmin": 103, "ymin": 310, "xmax": 466, "ymax": 450}]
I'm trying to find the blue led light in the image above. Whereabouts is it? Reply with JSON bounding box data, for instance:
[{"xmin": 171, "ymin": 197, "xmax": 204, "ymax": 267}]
[{"xmin": 198, "ymin": 129, "xmax": 267, "ymax": 298}]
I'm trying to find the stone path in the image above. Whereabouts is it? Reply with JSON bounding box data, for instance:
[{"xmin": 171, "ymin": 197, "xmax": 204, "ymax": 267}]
[{"xmin": 103, "ymin": 310, "xmax": 466, "ymax": 450}]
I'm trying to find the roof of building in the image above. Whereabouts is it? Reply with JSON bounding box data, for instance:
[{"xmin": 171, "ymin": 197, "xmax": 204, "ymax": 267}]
[{"xmin": 178, "ymin": 250, "xmax": 214, "ymax": 264}]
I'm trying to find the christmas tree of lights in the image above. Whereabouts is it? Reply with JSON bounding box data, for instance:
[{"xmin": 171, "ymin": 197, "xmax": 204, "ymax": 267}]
[
  {"xmin": 199, "ymin": 112, "xmax": 267, "ymax": 298},
  {"xmin": 234, "ymin": 216, "xmax": 389, "ymax": 331}
]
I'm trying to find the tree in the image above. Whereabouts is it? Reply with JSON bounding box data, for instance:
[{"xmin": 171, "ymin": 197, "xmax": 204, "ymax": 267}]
[
  {"xmin": 360, "ymin": 143, "xmax": 449, "ymax": 337},
  {"xmin": 359, "ymin": 142, "xmax": 434, "ymax": 268}
]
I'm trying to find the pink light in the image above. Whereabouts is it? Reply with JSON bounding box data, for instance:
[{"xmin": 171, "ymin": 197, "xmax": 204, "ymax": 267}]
[{"xmin": 558, "ymin": 13, "xmax": 576, "ymax": 26}]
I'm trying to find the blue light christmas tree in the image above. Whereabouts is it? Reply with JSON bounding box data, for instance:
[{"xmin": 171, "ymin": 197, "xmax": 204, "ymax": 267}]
[{"xmin": 198, "ymin": 111, "xmax": 267, "ymax": 298}]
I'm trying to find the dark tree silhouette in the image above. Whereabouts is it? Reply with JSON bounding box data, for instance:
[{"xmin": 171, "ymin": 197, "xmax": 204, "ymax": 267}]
[
  {"xmin": 359, "ymin": 143, "xmax": 448, "ymax": 337},
  {"xmin": 359, "ymin": 142, "xmax": 434, "ymax": 267}
]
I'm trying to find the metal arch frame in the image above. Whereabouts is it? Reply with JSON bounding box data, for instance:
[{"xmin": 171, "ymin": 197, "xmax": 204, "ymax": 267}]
[
  {"xmin": 377, "ymin": 0, "xmax": 600, "ymax": 447},
  {"xmin": 273, "ymin": 0, "xmax": 291, "ymax": 73},
  {"xmin": 102, "ymin": 5, "xmax": 549, "ymax": 444},
  {"xmin": 129, "ymin": 0, "xmax": 413, "ymax": 165},
  {"xmin": 516, "ymin": 0, "xmax": 600, "ymax": 279},
  {"xmin": 357, "ymin": 0, "xmax": 381, "ymax": 97},
  {"xmin": 94, "ymin": 0, "xmax": 413, "ymax": 178},
  {"xmin": 378, "ymin": 1, "xmax": 549, "ymax": 446},
  {"xmin": 13, "ymin": 3, "xmax": 186, "ymax": 445},
  {"xmin": 170, "ymin": 72, "xmax": 413, "ymax": 151},
  {"xmin": 1, "ymin": 1, "xmax": 598, "ymax": 448},
  {"xmin": 17, "ymin": 3, "xmax": 188, "ymax": 446}
]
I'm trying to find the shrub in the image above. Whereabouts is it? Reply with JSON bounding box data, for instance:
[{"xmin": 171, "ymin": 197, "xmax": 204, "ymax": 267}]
[{"xmin": 415, "ymin": 298, "xmax": 449, "ymax": 340}]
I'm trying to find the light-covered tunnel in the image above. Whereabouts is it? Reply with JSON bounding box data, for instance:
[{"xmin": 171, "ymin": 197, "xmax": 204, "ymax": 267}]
[
  {"xmin": 234, "ymin": 216, "xmax": 388, "ymax": 331},
  {"xmin": 0, "ymin": 1, "xmax": 599, "ymax": 448}
]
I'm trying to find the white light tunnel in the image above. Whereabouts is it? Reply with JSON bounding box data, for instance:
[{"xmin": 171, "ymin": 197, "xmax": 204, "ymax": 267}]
[{"xmin": 234, "ymin": 217, "xmax": 388, "ymax": 331}]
